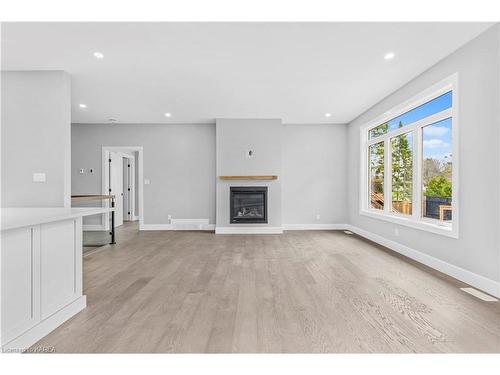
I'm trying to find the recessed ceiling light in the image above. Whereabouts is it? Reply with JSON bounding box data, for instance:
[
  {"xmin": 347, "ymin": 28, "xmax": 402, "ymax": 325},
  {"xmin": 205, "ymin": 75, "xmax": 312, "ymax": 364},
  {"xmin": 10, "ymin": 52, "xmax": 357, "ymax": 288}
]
[
  {"xmin": 93, "ymin": 52, "xmax": 104, "ymax": 59},
  {"xmin": 384, "ymin": 52, "xmax": 395, "ymax": 60},
  {"xmin": 165, "ymin": 113, "xmax": 172, "ymax": 118},
  {"xmin": 79, "ymin": 104, "xmax": 87, "ymax": 108},
  {"xmin": 325, "ymin": 113, "xmax": 332, "ymax": 118}
]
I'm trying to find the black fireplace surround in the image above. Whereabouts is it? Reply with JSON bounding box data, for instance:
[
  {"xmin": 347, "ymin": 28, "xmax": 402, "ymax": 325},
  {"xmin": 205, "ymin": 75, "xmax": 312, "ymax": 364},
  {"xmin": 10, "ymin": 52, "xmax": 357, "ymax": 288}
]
[{"xmin": 230, "ymin": 186, "xmax": 268, "ymax": 224}]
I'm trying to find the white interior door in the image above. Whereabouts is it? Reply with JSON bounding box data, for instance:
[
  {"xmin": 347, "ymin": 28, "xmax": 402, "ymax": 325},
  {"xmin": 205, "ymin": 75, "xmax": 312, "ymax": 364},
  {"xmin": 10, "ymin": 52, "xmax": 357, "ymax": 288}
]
[
  {"xmin": 123, "ymin": 157, "xmax": 129, "ymax": 221},
  {"xmin": 123, "ymin": 157, "xmax": 133, "ymax": 221},
  {"xmin": 109, "ymin": 151, "xmax": 124, "ymax": 227}
]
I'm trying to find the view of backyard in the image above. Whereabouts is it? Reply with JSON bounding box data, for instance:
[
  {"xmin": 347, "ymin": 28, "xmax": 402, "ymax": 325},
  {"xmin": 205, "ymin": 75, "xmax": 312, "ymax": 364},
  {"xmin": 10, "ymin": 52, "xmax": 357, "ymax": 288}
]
[{"xmin": 369, "ymin": 91, "xmax": 453, "ymax": 223}]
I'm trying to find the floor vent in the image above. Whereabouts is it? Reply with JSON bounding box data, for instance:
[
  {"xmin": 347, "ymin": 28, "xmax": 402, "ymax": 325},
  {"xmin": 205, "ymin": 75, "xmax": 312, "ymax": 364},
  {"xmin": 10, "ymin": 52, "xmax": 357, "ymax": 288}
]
[
  {"xmin": 343, "ymin": 230, "xmax": 354, "ymax": 235},
  {"xmin": 171, "ymin": 218, "xmax": 210, "ymax": 230},
  {"xmin": 460, "ymin": 287, "xmax": 498, "ymax": 302}
]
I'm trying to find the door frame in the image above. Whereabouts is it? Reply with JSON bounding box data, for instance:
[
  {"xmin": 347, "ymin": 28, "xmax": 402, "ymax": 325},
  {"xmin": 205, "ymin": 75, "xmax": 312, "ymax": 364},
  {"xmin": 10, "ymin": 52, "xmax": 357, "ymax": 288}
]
[{"xmin": 101, "ymin": 146, "xmax": 144, "ymax": 230}]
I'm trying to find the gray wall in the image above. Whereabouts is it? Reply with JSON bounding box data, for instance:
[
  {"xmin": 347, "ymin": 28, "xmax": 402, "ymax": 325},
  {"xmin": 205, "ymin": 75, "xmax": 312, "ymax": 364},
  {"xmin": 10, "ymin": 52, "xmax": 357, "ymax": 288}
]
[
  {"xmin": 347, "ymin": 25, "xmax": 500, "ymax": 282},
  {"xmin": 216, "ymin": 119, "xmax": 283, "ymax": 228},
  {"xmin": 283, "ymin": 124, "xmax": 347, "ymax": 225},
  {"xmin": 72, "ymin": 121, "xmax": 348, "ymax": 228},
  {"xmin": 71, "ymin": 123, "xmax": 216, "ymax": 225},
  {"xmin": 1, "ymin": 71, "xmax": 71, "ymax": 208}
]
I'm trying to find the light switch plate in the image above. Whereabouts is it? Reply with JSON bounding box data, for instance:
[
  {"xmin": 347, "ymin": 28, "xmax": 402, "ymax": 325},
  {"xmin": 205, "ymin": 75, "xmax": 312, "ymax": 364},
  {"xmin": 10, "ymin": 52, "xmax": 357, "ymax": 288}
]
[{"xmin": 33, "ymin": 173, "xmax": 46, "ymax": 182}]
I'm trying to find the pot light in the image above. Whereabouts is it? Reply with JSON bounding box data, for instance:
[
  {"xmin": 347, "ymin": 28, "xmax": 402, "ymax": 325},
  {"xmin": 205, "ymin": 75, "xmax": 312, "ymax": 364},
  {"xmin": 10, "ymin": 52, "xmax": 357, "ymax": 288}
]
[
  {"xmin": 93, "ymin": 52, "xmax": 104, "ymax": 59},
  {"xmin": 324, "ymin": 113, "xmax": 332, "ymax": 118},
  {"xmin": 165, "ymin": 112, "xmax": 172, "ymax": 118},
  {"xmin": 79, "ymin": 103, "xmax": 87, "ymax": 108},
  {"xmin": 384, "ymin": 52, "xmax": 395, "ymax": 60}
]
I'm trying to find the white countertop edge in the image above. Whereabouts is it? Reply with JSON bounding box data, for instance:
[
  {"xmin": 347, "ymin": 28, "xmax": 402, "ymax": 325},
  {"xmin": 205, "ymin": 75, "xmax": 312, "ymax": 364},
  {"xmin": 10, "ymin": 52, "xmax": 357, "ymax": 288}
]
[{"xmin": 1, "ymin": 207, "xmax": 115, "ymax": 232}]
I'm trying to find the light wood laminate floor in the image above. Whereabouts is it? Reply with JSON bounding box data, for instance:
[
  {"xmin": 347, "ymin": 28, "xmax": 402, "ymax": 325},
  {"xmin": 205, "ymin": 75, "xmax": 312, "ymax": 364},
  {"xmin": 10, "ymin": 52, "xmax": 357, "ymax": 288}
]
[{"xmin": 33, "ymin": 223, "xmax": 500, "ymax": 353}]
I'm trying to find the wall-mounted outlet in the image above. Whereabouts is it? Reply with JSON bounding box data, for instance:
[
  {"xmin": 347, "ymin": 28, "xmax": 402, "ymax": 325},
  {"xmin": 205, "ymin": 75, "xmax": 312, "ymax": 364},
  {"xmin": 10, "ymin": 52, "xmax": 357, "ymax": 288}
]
[
  {"xmin": 33, "ymin": 172, "xmax": 46, "ymax": 183},
  {"xmin": 315, "ymin": 214, "xmax": 321, "ymax": 220},
  {"xmin": 144, "ymin": 179, "xmax": 151, "ymax": 185}
]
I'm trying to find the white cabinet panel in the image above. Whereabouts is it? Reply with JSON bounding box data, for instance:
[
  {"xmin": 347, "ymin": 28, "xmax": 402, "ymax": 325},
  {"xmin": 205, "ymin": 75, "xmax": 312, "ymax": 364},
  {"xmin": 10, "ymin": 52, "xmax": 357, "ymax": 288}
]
[
  {"xmin": 40, "ymin": 219, "xmax": 79, "ymax": 319},
  {"xmin": 1, "ymin": 212, "xmax": 87, "ymax": 350},
  {"xmin": 1, "ymin": 227, "xmax": 40, "ymax": 344}
]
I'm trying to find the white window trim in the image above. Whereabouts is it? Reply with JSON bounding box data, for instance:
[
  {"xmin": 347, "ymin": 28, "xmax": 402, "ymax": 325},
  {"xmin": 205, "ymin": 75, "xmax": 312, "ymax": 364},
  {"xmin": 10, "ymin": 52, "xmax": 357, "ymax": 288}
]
[{"xmin": 359, "ymin": 73, "xmax": 459, "ymax": 239}]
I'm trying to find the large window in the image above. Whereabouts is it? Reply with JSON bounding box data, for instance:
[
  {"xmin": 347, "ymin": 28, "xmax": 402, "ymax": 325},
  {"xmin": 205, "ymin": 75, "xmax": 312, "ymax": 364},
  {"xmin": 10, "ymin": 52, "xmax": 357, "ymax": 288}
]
[{"xmin": 361, "ymin": 75, "xmax": 458, "ymax": 237}]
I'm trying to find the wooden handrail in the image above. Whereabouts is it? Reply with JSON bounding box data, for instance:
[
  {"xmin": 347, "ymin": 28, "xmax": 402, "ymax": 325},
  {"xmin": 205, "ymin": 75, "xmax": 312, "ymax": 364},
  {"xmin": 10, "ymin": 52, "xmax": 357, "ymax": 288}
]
[{"xmin": 71, "ymin": 194, "xmax": 115, "ymax": 202}]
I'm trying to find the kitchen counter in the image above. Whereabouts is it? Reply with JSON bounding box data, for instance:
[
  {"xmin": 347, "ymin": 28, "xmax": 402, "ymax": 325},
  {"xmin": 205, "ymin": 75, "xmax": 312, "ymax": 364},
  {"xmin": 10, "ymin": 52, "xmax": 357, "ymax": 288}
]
[
  {"xmin": 1, "ymin": 207, "xmax": 114, "ymax": 231},
  {"xmin": 1, "ymin": 206, "xmax": 114, "ymax": 352}
]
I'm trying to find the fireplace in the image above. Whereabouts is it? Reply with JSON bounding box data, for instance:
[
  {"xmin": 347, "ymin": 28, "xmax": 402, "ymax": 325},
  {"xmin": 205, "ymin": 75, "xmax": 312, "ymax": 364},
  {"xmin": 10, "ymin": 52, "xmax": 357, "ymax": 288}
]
[{"xmin": 230, "ymin": 186, "xmax": 268, "ymax": 224}]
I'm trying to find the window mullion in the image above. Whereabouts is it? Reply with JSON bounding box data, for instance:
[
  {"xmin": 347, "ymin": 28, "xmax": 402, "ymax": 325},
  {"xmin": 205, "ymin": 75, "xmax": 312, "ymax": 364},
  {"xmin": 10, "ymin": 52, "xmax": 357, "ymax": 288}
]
[
  {"xmin": 413, "ymin": 126, "xmax": 422, "ymax": 222},
  {"xmin": 384, "ymin": 139, "xmax": 391, "ymax": 214}
]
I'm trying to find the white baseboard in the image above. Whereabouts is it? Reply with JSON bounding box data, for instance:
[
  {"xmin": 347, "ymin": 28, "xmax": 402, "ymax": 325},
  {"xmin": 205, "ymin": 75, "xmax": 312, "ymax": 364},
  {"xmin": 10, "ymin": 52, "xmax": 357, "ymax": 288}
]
[
  {"xmin": 215, "ymin": 226, "xmax": 284, "ymax": 234},
  {"xmin": 140, "ymin": 221, "xmax": 215, "ymax": 231},
  {"xmin": 283, "ymin": 223, "xmax": 348, "ymax": 231},
  {"xmin": 2, "ymin": 296, "xmax": 87, "ymax": 353},
  {"xmin": 345, "ymin": 224, "xmax": 500, "ymax": 298},
  {"xmin": 83, "ymin": 224, "xmax": 105, "ymax": 231},
  {"xmin": 132, "ymin": 216, "xmax": 139, "ymax": 221}
]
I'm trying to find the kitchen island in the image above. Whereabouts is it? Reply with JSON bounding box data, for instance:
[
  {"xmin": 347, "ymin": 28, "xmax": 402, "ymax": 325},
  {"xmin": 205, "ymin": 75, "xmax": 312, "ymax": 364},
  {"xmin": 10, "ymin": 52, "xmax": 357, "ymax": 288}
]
[{"xmin": 1, "ymin": 207, "xmax": 113, "ymax": 352}]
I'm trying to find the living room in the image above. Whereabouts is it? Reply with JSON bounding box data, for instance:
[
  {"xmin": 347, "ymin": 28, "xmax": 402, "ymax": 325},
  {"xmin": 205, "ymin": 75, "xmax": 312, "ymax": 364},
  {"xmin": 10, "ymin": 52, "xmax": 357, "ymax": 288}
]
[{"xmin": 1, "ymin": 2, "xmax": 499, "ymax": 373}]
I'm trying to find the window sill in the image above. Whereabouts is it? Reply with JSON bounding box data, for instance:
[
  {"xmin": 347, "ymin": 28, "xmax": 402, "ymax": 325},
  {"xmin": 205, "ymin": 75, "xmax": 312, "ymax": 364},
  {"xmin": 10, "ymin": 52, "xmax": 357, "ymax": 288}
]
[{"xmin": 359, "ymin": 209, "xmax": 458, "ymax": 239}]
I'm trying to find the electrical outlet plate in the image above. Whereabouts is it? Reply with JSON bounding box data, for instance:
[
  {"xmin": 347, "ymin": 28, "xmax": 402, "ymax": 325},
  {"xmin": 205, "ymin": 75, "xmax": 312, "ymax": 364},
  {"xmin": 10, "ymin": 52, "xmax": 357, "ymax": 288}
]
[{"xmin": 33, "ymin": 172, "xmax": 46, "ymax": 182}]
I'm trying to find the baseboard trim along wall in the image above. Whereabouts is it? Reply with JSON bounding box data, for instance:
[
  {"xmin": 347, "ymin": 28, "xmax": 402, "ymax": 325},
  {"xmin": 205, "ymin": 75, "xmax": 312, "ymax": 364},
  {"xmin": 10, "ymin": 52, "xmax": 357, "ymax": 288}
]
[
  {"xmin": 2, "ymin": 296, "xmax": 87, "ymax": 352},
  {"xmin": 345, "ymin": 224, "xmax": 500, "ymax": 299},
  {"xmin": 142, "ymin": 223, "xmax": 344, "ymax": 232},
  {"xmin": 140, "ymin": 222, "xmax": 215, "ymax": 231},
  {"xmin": 215, "ymin": 227, "xmax": 284, "ymax": 234},
  {"xmin": 283, "ymin": 223, "xmax": 348, "ymax": 231}
]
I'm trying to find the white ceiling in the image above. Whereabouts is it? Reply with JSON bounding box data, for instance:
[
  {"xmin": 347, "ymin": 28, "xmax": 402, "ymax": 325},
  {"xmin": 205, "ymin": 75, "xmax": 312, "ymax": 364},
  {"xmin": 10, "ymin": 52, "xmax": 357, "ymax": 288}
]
[{"xmin": 1, "ymin": 22, "xmax": 493, "ymax": 124}]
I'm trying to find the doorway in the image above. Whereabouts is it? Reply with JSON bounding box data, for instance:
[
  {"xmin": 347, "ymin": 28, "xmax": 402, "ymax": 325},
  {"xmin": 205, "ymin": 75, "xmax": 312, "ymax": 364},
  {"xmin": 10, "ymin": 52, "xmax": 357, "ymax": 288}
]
[{"xmin": 102, "ymin": 147, "xmax": 144, "ymax": 230}]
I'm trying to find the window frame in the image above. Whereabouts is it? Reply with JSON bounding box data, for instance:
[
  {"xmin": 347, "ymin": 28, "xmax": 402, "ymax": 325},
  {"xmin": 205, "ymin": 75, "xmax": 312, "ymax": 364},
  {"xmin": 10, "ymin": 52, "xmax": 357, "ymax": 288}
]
[{"xmin": 359, "ymin": 73, "xmax": 459, "ymax": 238}]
